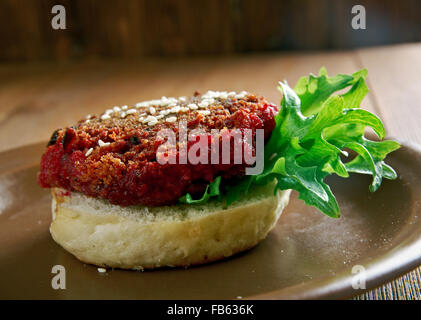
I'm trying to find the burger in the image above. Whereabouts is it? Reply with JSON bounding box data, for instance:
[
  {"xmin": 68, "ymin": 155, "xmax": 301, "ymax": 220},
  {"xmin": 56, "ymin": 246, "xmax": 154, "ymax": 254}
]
[{"xmin": 38, "ymin": 68, "xmax": 400, "ymax": 270}]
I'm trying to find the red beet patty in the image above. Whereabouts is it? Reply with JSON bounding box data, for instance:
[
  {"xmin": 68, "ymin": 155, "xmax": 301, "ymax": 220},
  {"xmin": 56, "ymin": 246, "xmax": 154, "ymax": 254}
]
[{"xmin": 38, "ymin": 91, "xmax": 278, "ymax": 206}]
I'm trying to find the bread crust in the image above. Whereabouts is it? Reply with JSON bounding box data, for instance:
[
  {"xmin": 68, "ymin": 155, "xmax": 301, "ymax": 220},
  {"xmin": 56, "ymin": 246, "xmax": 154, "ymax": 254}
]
[{"xmin": 50, "ymin": 186, "xmax": 291, "ymax": 270}]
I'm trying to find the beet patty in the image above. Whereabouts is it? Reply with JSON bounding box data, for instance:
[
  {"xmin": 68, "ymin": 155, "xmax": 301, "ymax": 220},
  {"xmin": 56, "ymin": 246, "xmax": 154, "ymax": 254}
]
[{"xmin": 38, "ymin": 91, "xmax": 278, "ymax": 206}]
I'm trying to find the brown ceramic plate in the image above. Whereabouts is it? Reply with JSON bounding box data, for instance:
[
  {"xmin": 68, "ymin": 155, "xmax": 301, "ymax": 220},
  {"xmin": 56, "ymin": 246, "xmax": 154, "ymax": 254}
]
[{"xmin": 0, "ymin": 141, "xmax": 421, "ymax": 300}]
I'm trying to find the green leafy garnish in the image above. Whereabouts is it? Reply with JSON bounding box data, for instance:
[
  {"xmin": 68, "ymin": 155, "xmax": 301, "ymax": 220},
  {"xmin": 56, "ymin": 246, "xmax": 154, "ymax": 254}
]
[
  {"xmin": 179, "ymin": 176, "xmax": 222, "ymax": 205},
  {"xmin": 179, "ymin": 68, "xmax": 400, "ymax": 217}
]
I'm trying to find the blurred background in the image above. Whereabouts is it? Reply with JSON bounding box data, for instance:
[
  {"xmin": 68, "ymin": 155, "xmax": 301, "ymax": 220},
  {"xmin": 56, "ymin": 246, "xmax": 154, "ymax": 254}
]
[{"xmin": 1, "ymin": 0, "xmax": 421, "ymax": 61}]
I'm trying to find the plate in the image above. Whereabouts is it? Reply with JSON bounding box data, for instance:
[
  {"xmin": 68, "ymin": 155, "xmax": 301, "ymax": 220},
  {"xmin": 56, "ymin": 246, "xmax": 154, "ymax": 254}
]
[{"xmin": 0, "ymin": 142, "xmax": 420, "ymax": 299}]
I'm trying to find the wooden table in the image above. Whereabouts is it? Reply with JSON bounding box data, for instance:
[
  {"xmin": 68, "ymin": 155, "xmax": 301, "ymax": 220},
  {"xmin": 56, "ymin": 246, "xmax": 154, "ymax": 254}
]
[{"xmin": 1, "ymin": 43, "xmax": 420, "ymax": 299}]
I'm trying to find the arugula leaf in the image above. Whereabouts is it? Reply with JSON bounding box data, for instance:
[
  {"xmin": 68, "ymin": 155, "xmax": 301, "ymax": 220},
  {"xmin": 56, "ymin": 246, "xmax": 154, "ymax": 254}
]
[
  {"xmin": 179, "ymin": 176, "xmax": 221, "ymax": 205},
  {"xmin": 294, "ymin": 67, "xmax": 367, "ymax": 116},
  {"xmin": 178, "ymin": 68, "xmax": 400, "ymax": 218}
]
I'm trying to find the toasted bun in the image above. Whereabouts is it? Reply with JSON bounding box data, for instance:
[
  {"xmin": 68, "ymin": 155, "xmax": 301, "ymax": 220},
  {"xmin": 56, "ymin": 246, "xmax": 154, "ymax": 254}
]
[{"xmin": 50, "ymin": 184, "xmax": 291, "ymax": 270}]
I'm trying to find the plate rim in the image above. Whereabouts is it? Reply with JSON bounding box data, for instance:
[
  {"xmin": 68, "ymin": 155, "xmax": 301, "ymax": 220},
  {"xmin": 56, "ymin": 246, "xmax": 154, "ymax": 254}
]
[
  {"xmin": 1, "ymin": 140, "xmax": 421, "ymax": 300},
  {"xmin": 249, "ymin": 139, "xmax": 421, "ymax": 299}
]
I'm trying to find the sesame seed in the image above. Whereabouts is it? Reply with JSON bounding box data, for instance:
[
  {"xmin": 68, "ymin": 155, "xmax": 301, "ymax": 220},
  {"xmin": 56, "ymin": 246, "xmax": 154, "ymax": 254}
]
[
  {"xmin": 97, "ymin": 268, "xmax": 107, "ymax": 273},
  {"xmin": 203, "ymin": 98, "xmax": 215, "ymax": 104},
  {"xmin": 101, "ymin": 114, "xmax": 111, "ymax": 120},
  {"xmin": 136, "ymin": 101, "xmax": 148, "ymax": 108},
  {"xmin": 148, "ymin": 120, "xmax": 158, "ymax": 126},
  {"xmin": 166, "ymin": 116, "xmax": 177, "ymax": 123},
  {"xmin": 160, "ymin": 97, "xmax": 169, "ymax": 106},
  {"xmin": 143, "ymin": 115, "xmax": 157, "ymax": 124},
  {"xmin": 149, "ymin": 107, "xmax": 156, "ymax": 115},
  {"xmin": 98, "ymin": 139, "xmax": 110, "ymax": 147},
  {"xmin": 219, "ymin": 92, "xmax": 228, "ymax": 99},
  {"xmin": 198, "ymin": 101, "xmax": 209, "ymax": 108},
  {"xmin": 170, "ymin": 106, "xmax": 181, "ymax": 113},
  {"xmin": 138, "ymin": 117, "xmax": 144, "ymax": 122},
  {"xmin": 235, "ymin": 91, "xmax": 247, "ymax": 99},
  {"xmin": 126, "ymin": 109, "xmax": 137, "ymax": 115},
  {"xmin": 228, "ymin": 91, "xmax": 236, "ymax": 96},
  {"xmin": 179, "ymin": 96, "xmax": 186, "ymax": 102},
  {"xmin": 188, "ymin": 103, "xmax": 198, "ymax": 110},
  {"xmin": 113, "ymin": 106, "xmax": 121, "ymax": 112},
  {"xmin": 156, "ymin": 115, "xmax": 164, "ymax": 119},
  {"xmin": 180, "ymin": 107, "xmax": 189, "ymax": 112},
  {"xmin": 85, "ymin": 148, "xmax": 93, "ymax": 157},
  {"xmin": 120, "ymin": 112, "xmax": 127, "ymax": 118}
]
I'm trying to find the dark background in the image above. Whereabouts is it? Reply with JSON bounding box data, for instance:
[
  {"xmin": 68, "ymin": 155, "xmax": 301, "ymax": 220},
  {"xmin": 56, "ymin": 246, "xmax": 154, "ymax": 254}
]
[{"xmin": 1, "ymin": 0, "xmax": 421, "ymax": 61}]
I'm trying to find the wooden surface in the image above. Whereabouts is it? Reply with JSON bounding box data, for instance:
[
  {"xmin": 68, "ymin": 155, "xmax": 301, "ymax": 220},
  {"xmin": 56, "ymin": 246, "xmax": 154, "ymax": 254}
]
[
  {"xmin": 2, "ymin": 0, "xmax": 421, "ymax": 61},
  {"xmin": 1, "ymin": 43, "xmax": 421, "ymax": 299}
]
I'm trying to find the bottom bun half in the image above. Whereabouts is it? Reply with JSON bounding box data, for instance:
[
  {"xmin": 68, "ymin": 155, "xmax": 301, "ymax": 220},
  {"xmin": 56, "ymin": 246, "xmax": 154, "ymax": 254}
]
[{"xmin": 50, "ymin": 183, "xmax": 291, "ymax": 270}]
